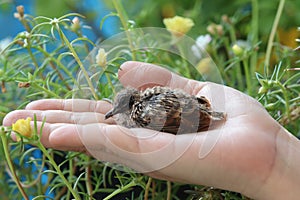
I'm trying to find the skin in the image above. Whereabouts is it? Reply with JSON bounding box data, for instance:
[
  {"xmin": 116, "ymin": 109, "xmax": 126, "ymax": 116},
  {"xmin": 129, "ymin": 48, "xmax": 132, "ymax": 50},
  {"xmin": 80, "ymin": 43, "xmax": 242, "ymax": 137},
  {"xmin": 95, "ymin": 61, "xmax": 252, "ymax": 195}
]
[{"xmin": 3, "ymin": 61, "xmax": 300, "ymax": 199}]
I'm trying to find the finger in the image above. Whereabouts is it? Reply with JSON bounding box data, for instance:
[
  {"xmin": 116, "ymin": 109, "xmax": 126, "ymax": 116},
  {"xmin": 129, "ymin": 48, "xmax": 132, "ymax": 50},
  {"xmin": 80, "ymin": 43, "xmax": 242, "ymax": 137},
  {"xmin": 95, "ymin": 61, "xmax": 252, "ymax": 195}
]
[
  {"xmin": 47, "ymin": 122, "xmax": 198, "ymax": 173},
  {"xmin": 47, "ymin": 123, "xmax": 86, "ymax": 152},
  {"xmin": 25, "ymin": 99, "xmax": 112, "ymax": 113},
  {"xmin": 36, "ymin": 118, "xmax": 176, "ymax": 157},
  {"xmin": 118, "ymin": 61, "xmax": 207, "ymax": 95},
  {"xmin": 48, "ymin": 122, "xmax": 172, "ymax": 172},
  {"xmin": 3, "ymin": 110, "xmax": 115, "ymax": 125}
]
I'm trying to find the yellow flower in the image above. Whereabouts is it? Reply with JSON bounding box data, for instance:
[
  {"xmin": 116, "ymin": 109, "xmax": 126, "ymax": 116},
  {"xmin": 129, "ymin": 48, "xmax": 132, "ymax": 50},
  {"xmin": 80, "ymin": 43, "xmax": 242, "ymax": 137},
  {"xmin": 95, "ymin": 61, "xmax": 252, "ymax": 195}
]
[
  {"xmin": 163, "ymin": 15, "xmax": 194, "ymax": 37},
  {"xmin": 12, "ymin": 117, "xmax": 32, "ymax": 138},
  {"xmin": 96, "ymin": 48, "xmax": 107, "ymax": 68}
]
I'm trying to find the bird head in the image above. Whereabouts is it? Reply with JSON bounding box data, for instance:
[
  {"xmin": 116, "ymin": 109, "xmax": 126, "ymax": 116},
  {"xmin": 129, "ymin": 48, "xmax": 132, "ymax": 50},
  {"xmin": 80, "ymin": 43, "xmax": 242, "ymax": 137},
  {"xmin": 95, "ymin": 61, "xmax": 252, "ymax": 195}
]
[{"xmin": 105, "ymin": 87, "xmax": 139, "ymax": 119}]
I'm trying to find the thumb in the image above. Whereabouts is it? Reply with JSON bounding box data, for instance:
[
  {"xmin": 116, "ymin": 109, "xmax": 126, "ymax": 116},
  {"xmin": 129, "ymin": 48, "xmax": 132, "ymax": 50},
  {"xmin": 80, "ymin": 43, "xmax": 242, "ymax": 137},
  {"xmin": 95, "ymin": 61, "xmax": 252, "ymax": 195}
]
[{"xmin": 118, "ymin": 61, "xmax": 207, "ymax": 93}]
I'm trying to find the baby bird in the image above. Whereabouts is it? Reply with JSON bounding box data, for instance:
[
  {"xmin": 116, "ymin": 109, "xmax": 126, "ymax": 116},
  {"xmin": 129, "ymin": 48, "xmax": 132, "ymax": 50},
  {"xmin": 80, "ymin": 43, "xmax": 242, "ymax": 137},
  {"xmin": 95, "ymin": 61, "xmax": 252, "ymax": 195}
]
[{"xmin": 105, "ymin": 86, "xmax": 226, "ymax": 134}]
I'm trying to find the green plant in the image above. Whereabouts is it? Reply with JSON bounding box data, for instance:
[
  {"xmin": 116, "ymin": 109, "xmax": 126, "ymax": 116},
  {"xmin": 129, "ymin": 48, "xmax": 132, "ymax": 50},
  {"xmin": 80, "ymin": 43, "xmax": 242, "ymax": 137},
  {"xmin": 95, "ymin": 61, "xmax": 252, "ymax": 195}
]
[{"xmin": 0, "ymin": 0, "xmax": 299, "ymax": 199}]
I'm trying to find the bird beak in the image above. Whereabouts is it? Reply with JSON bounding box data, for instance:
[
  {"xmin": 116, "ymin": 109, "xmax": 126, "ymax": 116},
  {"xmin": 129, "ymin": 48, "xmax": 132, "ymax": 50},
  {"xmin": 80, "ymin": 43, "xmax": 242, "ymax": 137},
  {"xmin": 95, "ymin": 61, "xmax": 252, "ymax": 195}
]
[{"xmin": 104, "ymin": 109, "xmax": 114, "ymax": 120}]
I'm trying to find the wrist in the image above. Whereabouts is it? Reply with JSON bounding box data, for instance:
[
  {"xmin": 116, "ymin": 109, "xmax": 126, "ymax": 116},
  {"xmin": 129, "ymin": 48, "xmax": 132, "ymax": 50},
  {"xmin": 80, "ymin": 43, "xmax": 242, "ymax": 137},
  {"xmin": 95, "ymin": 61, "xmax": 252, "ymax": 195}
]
[{"xmin": 258, "ymin": 128, "xmax": 300, "ymax": 200}]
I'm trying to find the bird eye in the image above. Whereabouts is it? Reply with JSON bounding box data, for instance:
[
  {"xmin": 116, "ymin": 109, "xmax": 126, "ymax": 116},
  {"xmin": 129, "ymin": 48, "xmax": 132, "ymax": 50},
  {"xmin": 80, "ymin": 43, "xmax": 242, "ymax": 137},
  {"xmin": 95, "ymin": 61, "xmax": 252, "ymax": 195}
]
[{"xmin": 128, "ymin": 95, "xmax": 135, "ymax": 108}]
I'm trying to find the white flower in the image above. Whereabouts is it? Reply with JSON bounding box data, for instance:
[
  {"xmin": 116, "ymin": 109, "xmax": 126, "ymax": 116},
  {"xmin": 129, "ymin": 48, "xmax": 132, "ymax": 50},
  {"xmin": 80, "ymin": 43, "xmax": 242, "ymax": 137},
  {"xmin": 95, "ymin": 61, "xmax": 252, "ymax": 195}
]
[{"xmin": 191, "ymin": 34, "xmax": 212, "ymax": 58}]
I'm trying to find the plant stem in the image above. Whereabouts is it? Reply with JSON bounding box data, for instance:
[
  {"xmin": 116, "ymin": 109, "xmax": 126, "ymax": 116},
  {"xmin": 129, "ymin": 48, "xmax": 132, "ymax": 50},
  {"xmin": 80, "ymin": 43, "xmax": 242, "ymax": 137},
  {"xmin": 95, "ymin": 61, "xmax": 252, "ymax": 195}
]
[
  {"xmin": 0, "ymin": 130, "xmax": 29, "ymax": 200},
  {"xmin": 250, "ymin": 0, "xmax": 259, "ymax": 74},
  {"xmin": 27, "ymin": 46, "xmax": 40, "ymax": 70},
  {"xmin": 66, "ymin": 155, "xmax": 74, "ymax": 200},
  {"xmin": 33, "ymin": 46, "xmax": 74, "ymax": 90},
  {"xmin": 112, "ymin": 0, "xmax": 136, "ymax": 60},
  {"xmin": 85, "ymin": 157, "xmax": 93, "ymax": 200},
  {"xmin": 31, "ymin": 83, "xmax": 61, "ymax": 98},
  {"xmin": 242, "ymin": 59, "xmax": 252, "ymax": 96},
  {"xmin": 264, "ymin": 0, "xmax": 285, "ymax": 75},
  {"xmin": 20, "ymin": 17, "xmax": 31, "ymax": 33},
  {"xmin": 226, "ymin": 24, "xmax": 244, "ymax": 90},
  {"xmin": 103, "ymin": 179, "xmax": 137, "ymax": 200},
  {"xmin": 228, "ymin": 25, "xmax": 237, "ymax": 44},
  {"xmin": 105, "ymin": 72, "xmax": 116, "ymax": 95},
  {"xmin": 166, "ymin": 181, "xmax": 171, "ymax": 200},
  {"xmin": 144, "ymin": 177, "xmax": 152, "ymax": 200},
  {"xmin": 210, "ymin": 40, "xmax": 225, "ymax": 78},
  {"xmin": 277, "ymin": 81, "xmax": 291, "ymax": 120},
  {"xmin": 36, "ymin": 142, "xmax": 81, "ymax": 200},
  {"xmin": 59, "ymin": 30, "xmax": 98, "ymax": 100}
]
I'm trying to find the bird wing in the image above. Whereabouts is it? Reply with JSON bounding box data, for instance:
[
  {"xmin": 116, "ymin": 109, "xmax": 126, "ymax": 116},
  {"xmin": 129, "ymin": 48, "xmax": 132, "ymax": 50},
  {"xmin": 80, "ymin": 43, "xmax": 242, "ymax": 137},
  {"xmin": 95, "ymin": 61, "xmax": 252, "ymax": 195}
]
[
  {"xmin": 196, "ymin": 96, "xmax": 211, "ymax": 109},
  {"xmin": 139, "ymin": 92, "xmax": 202, "ymax": 134},
  {"xmin": 135, "ymin": 92, "xmax": 180, "ymax": 134},
  {"xmin": 136, "ymin": 90, "xmax": 213, "ymax": 134}
]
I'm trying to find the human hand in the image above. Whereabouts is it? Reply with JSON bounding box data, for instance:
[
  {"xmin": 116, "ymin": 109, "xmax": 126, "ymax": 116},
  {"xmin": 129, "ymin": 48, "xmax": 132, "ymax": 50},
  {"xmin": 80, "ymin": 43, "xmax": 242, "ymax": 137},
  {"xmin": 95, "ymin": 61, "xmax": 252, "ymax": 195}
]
[{"xmin": 3, "ymin": 61, "xmax": 300, "ymax": 199}]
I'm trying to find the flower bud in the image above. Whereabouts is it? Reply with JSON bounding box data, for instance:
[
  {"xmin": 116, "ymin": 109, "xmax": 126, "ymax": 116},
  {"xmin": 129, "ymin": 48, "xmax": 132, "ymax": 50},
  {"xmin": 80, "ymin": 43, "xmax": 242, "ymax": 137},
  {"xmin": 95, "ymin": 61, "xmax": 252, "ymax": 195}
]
[
  {"xmin": 221, "ymin": 15, "xmax": 231, "ymax": 24},
  {"xmin": 258, "ymin": 86, "xmax": 268, "ymax": 94},
  {"xmin": 265, "ymin": 103, "xmax": 277, "ymax": 110},
  {"xmin": 232, "ymin": 44, "xmax": 244, "ymax": 56},
  {"xmin": 18, "ymin": 31, "xmax": 30, "ymax": 39},
  {"xmin": 14, "ymin": 5, "xmax": 25, "ymax": 20},
  {"xmin": 1, "ymin": 82, "xmax": 6, "ymax": 93},
  {"xmin": 96, "ymin": 48, "xmax": 107, "ymax": 68},
  {"xmin": 267, "ymin": 80, "xmax": 274, "ymax": 87},
  {"xmin": 258, "ymin": 79, "xmax": 269, "ymax": 88},
  {"xmin": 71, "ymin": 17, "xmax": 81, "ymax": 32},
  {"xmin": 18, "ymin": 82, "xmax": 30, "ymax": 88},
  {"xmin": 207, "ymin": 23, "xmax": 223, "ymax": 36},
  {"xmin": 16, "ymin": 5, "xmax": 24, "ymax": 17}
]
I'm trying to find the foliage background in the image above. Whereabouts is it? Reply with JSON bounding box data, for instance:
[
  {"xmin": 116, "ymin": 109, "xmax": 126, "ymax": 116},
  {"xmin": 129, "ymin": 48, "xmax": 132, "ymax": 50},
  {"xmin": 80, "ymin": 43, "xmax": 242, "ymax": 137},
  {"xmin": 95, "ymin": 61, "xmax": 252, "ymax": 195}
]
[{"xmin": 0, "ymin": 0, "xmax": 299, "ymax": 199}]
